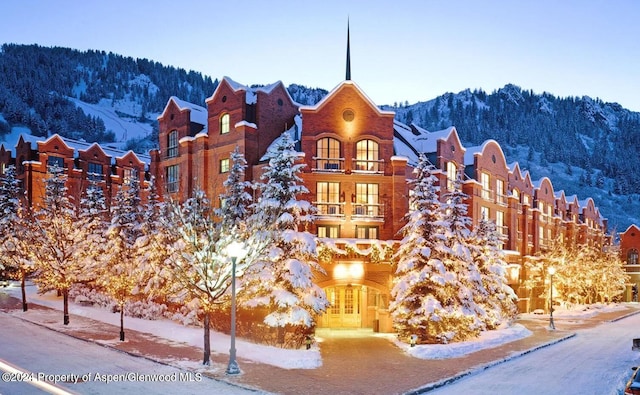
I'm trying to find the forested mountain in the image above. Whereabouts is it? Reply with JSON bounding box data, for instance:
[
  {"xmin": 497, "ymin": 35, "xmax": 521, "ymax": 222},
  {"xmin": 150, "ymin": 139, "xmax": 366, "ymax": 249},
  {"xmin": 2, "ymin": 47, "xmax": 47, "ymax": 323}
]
[{"xmin": 1, "ymin": 44, "xmax": 639, "ymax": 231}]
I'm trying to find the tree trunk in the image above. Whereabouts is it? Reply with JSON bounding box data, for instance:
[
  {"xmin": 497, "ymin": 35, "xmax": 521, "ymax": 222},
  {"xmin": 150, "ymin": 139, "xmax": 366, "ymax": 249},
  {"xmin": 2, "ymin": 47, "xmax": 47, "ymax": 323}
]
[
  {"xmin": 203, "ymin": 312, "xmax": 210, "ymax": 365},
  {"xmin": 120, "ymin": 303, "xmax": 125, "ymax": 341},
  {"xmin": 63, "ymin": 289, "xmax": 69, "ymax": 325},
  {"xmin": 20, "ymin": 270, "xmax": 27, "ymax": 312}
]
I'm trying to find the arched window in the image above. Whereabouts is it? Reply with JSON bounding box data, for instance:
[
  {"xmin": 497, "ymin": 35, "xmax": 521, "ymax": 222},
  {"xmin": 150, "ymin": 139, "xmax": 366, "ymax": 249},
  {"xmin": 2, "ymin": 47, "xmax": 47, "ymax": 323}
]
[
  {"xmin": 167, "ymin": 130, "xmax": 178, "ymax": 158},
  {"xmin": 628, "ymin": 249, "xmax": 639, "ymax": 265},
  {"xmin": 355, "ymin": 139, "xmax": 379, "ymax": 172},
  {"xmin": 316, "ymin": 137, "xmax": 342, "ymax": 171},
  {"xmin": 220, "ymin": 113, "xmax": 230, "ymax": 134}
]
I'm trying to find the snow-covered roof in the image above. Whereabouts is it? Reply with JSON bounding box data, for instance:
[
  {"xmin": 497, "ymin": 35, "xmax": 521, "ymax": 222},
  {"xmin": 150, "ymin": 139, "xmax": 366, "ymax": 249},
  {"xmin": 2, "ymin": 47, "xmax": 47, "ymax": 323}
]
[
  {"xmin": 392, "ymin": 121, "xmax": 458, "ymax": 166},
  {"xmin": 463, "ymin": 144, "xmax": 483, "ymax": 166},
  {"xmin": 222, "ymin": 76, "xmax": 282, "ymax": 105},
  {"xmin": 167, "ymin": 96, "xmax": 207, "ymax": 126},
  {"xmin": 8, "ymin": 133, "xmax": 150, "ymax": 166}
]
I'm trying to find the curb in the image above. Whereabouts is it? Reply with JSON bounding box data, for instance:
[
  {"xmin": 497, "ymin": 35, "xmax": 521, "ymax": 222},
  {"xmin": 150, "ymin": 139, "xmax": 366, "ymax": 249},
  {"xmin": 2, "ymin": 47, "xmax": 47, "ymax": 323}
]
[
  {"xmin": 2, "ymin": 310, "xmax": 267, "ymax": 394},
  {"xmin": 404, "ymin": 332, "xmax": 577, "ymax": 394},
  {"xmin": 606, "ymin": 309, "xmax": 640, "ymax": 323}
]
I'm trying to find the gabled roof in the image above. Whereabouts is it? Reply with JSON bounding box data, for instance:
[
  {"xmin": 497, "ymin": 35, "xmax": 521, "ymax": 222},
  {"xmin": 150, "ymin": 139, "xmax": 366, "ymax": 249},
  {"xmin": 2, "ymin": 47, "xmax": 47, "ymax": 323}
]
[
  {"xmin": 159, "ymin": 96, "xmax": 207, "ymax": 126},
  {"xmin": 299, "ymin": 80, "xmax": 394, "ymax": 117}
]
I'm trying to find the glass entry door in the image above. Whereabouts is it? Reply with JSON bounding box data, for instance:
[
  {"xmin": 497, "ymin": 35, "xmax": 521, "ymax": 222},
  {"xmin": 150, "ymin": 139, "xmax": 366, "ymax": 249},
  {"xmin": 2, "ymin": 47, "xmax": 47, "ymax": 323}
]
[{"xmin": 326, "ymin": 286, "xmax": 361, "ymax": 328}]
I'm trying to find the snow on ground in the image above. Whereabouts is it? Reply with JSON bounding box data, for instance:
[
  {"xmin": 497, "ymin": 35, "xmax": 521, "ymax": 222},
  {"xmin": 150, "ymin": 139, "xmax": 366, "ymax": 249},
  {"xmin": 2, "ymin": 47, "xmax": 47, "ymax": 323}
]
[
  {"xmin": 67, "ymin": 97, "xmax": 155, "ymax": 145},
  {"xmin": 4, "ymin": 282, "xmax": 627, "ymax": 371}
]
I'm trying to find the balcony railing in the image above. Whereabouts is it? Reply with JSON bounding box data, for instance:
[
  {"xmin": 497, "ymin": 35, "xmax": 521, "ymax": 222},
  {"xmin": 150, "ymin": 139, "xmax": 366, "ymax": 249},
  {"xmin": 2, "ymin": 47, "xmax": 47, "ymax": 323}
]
[
  {"xmin": 313, "ymin": 157, "xmax": 345, "ymax": 173},
  {"xmin": 351, "ymin": 203, "xmax": 384, "ymax": 220},
  {"xmin": 481, "ymin": 188, "xmax": 494, "ymax": 201},
  {"xmin": 353, "ymin": 159, "xmax": 384, "ymax": 174},
  {"xmin": 496, "ymin": 193, "xmax": 508, "ymax": 206},
  {"xmin": 497, "ymin": 225, "xmax": 508, "ymax": 236},
  {"xmin": 314, "ymin": 202, "xmax": 345, "ymax": 218}
]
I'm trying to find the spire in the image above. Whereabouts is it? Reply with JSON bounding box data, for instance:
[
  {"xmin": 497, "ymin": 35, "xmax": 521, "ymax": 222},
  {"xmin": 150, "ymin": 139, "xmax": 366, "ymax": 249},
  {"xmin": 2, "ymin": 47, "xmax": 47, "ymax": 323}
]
[{"xmin": 346, "ymin": 19, "xmax": 351, "ymax": 81}]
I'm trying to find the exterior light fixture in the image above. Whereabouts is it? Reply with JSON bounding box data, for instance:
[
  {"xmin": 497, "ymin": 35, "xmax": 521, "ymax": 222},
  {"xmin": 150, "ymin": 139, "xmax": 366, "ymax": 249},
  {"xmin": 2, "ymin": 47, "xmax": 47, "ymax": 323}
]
[
  {"xmin": 226, "ymin": 241, "xmax": 245, "ymax": 375},
  {"xmin": 548, "ymin": 266, "xmax": 556, "ymax": 330}
]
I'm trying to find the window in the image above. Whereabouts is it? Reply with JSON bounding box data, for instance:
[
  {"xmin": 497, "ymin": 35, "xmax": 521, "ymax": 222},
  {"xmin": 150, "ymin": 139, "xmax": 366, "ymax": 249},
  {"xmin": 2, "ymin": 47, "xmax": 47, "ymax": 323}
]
[
  {"xmin": 220, "ymin": 113, "xmax": 230, "ymax": 134},
  {"xmin": 354, "ymin": 183, "xmax": 380, "ymax": 217},
  {"xmin": 87, "ymin": 162, "xmax": 103, "ymax": 181},
  {"xmin": 167, "ymin": 130, "xmax": 178, "ymax": 158},
  {"xmin": 123, "ymin": 168, "xmax": 137, "ymax": 186},
  {"xmin": 496, "ymin": 210, "xmax": 506, "ymax": 240},
  {"xmin": 480, "ymin": 206, "xmax": 489, "ymax": 220},
  {"xmin": 513, "ymin": 188, "xmax": 520, "ymax": 200},
  {"xmin": 356, "ymin": 225, "xmax": 379, "ymax": 239},
  {"xmin": 316, "ymin": 137, "xmax": 342, "ymax": 171},
  {"xmin": 47, "ymin": 155, "xmax": 64, "ymax": 170},
  {"xmin": 329, "ymin": 288, "xmax": 340, "ymax": 314},
  {"xmin": 496, "ymin": 179, "xmax": 506, "ymax": 204},
  {"xmin": 447, "ymin": 162, "xmax": 457, "ymax": 190},
  {"xmin": 481, "ymin": 172, "xmax": 491, "ymax": 200},
  {"xmin": 628, "ymin": 249, "xmax": 639, "ymax": 265},
  {"xmin": 355, "ymin": 139, "xmax": 380, "ymax": 172},
  {"xmin": 316, "ymin": 182, "xmax": 341, "ymax": 215},
  {"xmin": 318, "ymin": 225, "xmax": 340, "ymax": 238},
  {"xmin": 166, "ymin": 164, "xmax": 179, "ymax": 193},
  {"xmin": 220, "ymin": 158, "xmax": 230, "ymax": 173}
]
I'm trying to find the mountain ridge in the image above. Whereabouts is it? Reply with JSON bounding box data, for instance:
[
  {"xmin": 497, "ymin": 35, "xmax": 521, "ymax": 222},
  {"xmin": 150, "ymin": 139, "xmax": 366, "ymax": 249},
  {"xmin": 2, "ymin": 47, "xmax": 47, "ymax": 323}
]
[{"xmin": 0, "ymin": 43, "xmax": 638, "ymax": 232}]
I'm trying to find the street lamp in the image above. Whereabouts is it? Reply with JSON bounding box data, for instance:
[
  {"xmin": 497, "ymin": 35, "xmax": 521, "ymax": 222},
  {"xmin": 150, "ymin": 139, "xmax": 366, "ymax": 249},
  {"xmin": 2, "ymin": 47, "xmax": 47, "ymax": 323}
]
[
  {"xmin": 548, "ymin": 266, "xmax": 556, "ymax": 330},
  {"xmin": 226, "ymin": 240, "xmax": 245, "ymax": 375}
]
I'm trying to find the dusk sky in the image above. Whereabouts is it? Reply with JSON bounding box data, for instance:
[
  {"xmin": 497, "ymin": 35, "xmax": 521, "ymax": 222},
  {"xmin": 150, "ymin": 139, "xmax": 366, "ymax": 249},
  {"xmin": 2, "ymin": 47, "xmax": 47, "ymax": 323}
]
[{"xmin": 1, "ymin": 0, "xmax": 639, "ymax": 111}]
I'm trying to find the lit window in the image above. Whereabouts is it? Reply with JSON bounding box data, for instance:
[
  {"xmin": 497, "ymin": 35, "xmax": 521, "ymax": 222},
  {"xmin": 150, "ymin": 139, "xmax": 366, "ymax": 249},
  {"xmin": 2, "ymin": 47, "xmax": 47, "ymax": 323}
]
[
  {"xmin": 317, "ymin": 182, "xmax": 341, "ymax": 215},
  {"xmin": 496, "ymin": 179, "xmax": 506, "ymax": 204},
  {"xmin": 87, "ymin": 162, "xmax": 103, "ymax": 181},
  {"xmin": 354, "ymin": 183, "xmax": 379, "ymax": 217},
  {"xmin": 447, "ymin": 162, "xmax": 457, "ymax": 190},
  {"xmin": 220, "ymin": 113, "xmax": 230, "ymax": 134},
  {"xmin": 167, "ymin": 130, "xmax": 178, "ymax": 158},
  {"xmin": 316, "ymin": 137, "xmax": 342, "ymax": 171},
  {"xmin": 480, "ymin": 206, "xmax": 489, "ymax": 221},
  {"xmin": 220, "ymin": 158, "xmax": 230, "ymax": 173},
  {"xmin": 166, "ymin": 164, "xmax": 179, "ymax": 193},
  {"xmin": 356, "ymin": 225, "xmax": 379, "ymax": 239},
  {"xmin": 318, "ymin": 225, "xmax": 340, "ymax": 238},
  {"xmin": 628, "ymin": 249, "xmax": 638, "ymax": 265},
  {"xmin": 355, "ymin": 140, "xmax": 380, "ymax": 172},
  {"xmin": 481, "ymin": 172, "xmax": 491, "ymax": 200}
]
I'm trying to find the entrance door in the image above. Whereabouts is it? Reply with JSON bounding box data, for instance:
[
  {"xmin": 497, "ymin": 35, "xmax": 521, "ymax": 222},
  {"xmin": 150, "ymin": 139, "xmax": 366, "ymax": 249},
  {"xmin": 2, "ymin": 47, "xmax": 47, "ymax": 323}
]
[{"xmin": 325, "ymin": 286, "xmax": 361, "ymax": 328}]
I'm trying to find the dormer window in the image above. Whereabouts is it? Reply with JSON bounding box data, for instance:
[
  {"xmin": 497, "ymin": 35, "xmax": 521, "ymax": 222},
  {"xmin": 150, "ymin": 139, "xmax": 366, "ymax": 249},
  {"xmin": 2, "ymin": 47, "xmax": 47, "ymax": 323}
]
[{"xmin": 220, "ymin": 113, "xmax": 230, "ymax": 134}]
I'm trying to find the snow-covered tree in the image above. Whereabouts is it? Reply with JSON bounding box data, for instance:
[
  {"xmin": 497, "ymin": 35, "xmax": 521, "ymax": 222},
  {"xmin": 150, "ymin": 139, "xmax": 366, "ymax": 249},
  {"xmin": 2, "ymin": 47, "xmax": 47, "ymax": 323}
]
[
  {"xmin": 472, "ymin": 218, "xmax": 518, "ymax": 329},
  {"xmin": 30, "ymin": 165, "xmax": 99, "ymax": 325},
  {"xmin": 242, "ymin": 133, "xmax": 329, "ymax": 340},
  {"xmin": 390, "ymin": 155, "xmax": 451, "ymax": 342},
  {"xmin": 437, "ymin": 174, "xmax": 487, "ymax": 341},
  {"xmin": 99, "ymin": 177, "xmax": 143, "ymax": 341},
  {"xmin": 0, "ymin": 165, "xmax": 32, "ymax": 311}
]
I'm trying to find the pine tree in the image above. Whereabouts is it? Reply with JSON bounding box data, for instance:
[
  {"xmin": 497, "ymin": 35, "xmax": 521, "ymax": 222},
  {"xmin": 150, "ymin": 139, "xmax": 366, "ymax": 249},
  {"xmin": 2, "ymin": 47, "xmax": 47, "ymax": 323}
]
[
  {"xmin": 243, "ymin": 133, "xmax": 329, "ymax": 339},
  {"xmin": 390, "ymin": 155, "xmax": 451, "ymax": 343},
  {"xmin": 472, "ymin": 219, "xmax": 518, "ymax": 329}
]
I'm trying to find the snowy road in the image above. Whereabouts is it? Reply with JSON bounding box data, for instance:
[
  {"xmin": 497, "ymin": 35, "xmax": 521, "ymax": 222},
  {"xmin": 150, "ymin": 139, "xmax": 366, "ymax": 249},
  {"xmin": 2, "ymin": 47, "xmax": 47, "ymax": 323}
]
[
  {"xmin": 428, "ymin": 313, "xmax": 640, "ymax": 395},
  {"xmin": 0, "ymin": 313, "xmax": 258, "ymax": 395}
]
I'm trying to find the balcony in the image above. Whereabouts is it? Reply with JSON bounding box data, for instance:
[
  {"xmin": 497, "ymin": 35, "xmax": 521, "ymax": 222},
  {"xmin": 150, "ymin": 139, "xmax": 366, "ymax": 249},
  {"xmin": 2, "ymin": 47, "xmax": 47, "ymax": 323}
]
[
  {"xmin": 496, "ymin": 193, "xmax": 508, "ymax": 206},
  {"xmin": 353, "ymin": 159, "xmax": 384, "ymax": 174},
  {"xmin": 351, "ymin": 203, "xmax": 384, "ymax": 221},
  {"xmin": 313, "ymin": 157, "xmax": 345, "ymax": 173},
  {"xmin": 481, "ymin": 188, "xmax": 494, "ymax": 202},
  {"xmin": 314, "ymin": 202, "xmax": 345, "ymax": 218}
]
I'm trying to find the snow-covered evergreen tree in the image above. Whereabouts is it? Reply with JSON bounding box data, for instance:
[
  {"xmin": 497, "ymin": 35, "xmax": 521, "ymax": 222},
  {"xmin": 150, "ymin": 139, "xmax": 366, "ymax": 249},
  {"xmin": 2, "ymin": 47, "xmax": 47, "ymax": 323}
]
[
  {"xmin": 437, "ymin": 175, "xmax": 486, "ymax": 341},
  {"xmin": 243, "ymin": 133, "xmax": 329, "ymax": 335},
  {"xmin": 390, "ymin": 155, "xmax": 452, "ymax": 342},
  {"xmin": 0, "ymin": 165, "xmax": 32, "ymax": 311},
  {"xmin": 472, "ymin": 218, "xmax": 518, "ymax": 329},
  {"xmin": 30, "ymin": 165, "xmax": 99, "ymax": 325}
]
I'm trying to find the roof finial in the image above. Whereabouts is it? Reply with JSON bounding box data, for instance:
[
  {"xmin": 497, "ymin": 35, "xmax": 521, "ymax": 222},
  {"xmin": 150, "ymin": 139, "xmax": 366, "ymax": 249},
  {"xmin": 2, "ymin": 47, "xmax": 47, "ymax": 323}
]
[{"xmin": 346, "ymin": 18, "xmax": 351, "ymax": 81}]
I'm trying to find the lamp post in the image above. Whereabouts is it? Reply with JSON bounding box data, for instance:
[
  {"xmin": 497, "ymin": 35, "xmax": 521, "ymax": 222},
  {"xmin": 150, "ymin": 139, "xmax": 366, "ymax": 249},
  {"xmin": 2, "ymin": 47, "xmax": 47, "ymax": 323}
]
[
  {"xmin": 548, "ymin": 266, "xmax": 556, "ymax": 330},
  {"xmin": 226, "ymin": 241, "xmax": 244, "ymax": 375}
]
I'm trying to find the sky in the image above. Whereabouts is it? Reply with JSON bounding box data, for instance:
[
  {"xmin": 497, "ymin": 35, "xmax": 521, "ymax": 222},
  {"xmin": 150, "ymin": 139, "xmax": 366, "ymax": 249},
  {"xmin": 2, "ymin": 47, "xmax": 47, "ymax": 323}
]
[{"xmin": 1, "ymin": 0, "xmax": 639, "ymax": 111}]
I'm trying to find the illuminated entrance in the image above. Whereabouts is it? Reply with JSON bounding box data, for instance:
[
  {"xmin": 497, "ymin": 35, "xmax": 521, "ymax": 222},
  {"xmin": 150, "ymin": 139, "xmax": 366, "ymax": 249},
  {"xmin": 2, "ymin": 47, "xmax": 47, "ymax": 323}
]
[{"xmin": 325, "ymin": 285, "xmax": 362, "ymax": 328}]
